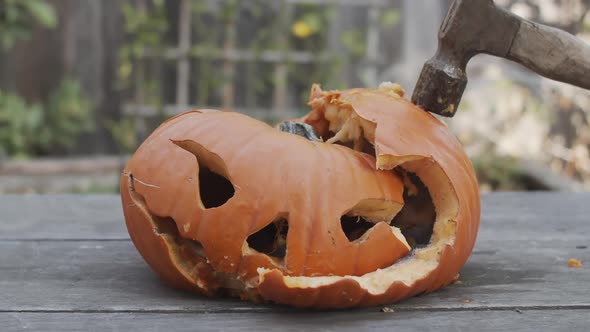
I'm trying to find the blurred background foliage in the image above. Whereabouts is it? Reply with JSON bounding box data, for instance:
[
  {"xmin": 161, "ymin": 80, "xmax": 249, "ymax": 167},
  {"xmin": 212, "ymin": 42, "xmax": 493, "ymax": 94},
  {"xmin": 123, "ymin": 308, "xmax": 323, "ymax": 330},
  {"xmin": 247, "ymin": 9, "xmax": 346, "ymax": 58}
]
[
  {"xmin": 0, "ymin": 79, "xmax": 93, "ymax": 158},
  {"xmin": 0, "ymin": 0, "xmax": 57, "ymax": 49},
  {"xmin": 0, "ymin": 0, "xmax": 93, "ymax": 159},
  {"xmin": 0, "ymin": 0, "xmax": 589, "ymax": 193}
]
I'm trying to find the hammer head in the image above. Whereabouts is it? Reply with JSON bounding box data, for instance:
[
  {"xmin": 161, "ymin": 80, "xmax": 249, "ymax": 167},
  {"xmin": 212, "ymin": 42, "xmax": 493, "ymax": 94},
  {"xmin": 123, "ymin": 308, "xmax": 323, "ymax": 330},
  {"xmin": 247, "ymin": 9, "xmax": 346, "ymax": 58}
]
[{"xmin": 411, "ymin": 0, "xmax": 520, "ymax": 117}]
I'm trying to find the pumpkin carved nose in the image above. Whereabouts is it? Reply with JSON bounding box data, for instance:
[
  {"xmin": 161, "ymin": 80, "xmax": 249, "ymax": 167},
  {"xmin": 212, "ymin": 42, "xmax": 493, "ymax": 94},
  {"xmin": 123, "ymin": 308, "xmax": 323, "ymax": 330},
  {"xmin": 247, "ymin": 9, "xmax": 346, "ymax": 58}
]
[{"xmin": 247, "ymin": 215, "xmax": 289, "ymax": 259}]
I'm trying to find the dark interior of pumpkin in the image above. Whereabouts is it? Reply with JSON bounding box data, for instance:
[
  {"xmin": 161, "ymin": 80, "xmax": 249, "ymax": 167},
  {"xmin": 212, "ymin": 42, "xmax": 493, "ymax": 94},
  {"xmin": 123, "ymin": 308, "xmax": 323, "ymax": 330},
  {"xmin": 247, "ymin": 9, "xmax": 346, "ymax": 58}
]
[
  {"xmin": 337, "ymin": 169, "xmax": 435, "ymax": 248},
  {"xmin": 198, "ymin": 165, "xmax": 235, "ymax": 208},
  {"xmin": 390, "ymin": 170, "xmax": 436, "ymax": 248}
]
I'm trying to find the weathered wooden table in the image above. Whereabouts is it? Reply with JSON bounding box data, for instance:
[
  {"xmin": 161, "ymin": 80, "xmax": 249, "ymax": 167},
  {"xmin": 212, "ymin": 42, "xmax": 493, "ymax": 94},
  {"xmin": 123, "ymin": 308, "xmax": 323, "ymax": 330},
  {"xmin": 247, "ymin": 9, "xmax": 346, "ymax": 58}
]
[{"xmin": 1, "ymin": 193, "xmax": 589, "ymax": 331}]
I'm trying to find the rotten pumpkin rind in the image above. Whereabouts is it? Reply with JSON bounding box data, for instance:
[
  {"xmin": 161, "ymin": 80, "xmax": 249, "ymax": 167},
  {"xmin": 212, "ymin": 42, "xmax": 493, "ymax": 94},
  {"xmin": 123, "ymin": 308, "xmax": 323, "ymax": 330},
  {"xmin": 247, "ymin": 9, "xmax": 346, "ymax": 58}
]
[
  {"xmin": 120, "ymin": 107, "xmax": 410, "ymax": 294},
  {"xmin": 120, "ymin": 84, "xmax": 480, "ymax": 309},
  {"xmin": 254, "ymin": 83, "xmax": 480, "ymax": 308}
]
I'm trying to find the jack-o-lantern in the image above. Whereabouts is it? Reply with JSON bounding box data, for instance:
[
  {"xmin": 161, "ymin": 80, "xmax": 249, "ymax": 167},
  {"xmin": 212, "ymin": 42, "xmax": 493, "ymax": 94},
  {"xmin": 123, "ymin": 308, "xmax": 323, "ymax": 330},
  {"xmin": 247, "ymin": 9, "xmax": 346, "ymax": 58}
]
[{"xmin": 120, "ymin": 82, "xmax": 480, "ymax": 308}]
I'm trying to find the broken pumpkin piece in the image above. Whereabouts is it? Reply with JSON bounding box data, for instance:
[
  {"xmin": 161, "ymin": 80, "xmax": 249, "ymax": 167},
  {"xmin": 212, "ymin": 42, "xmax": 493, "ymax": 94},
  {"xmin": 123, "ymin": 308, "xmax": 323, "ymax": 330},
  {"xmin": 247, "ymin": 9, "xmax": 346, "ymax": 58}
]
[
  {"xmin": 567, "ymin": 258, "xmax": 583, "ymax": 268},
  {"xmin": 120, "ymin": 83, "xmax": 480, "ymax": 309}
]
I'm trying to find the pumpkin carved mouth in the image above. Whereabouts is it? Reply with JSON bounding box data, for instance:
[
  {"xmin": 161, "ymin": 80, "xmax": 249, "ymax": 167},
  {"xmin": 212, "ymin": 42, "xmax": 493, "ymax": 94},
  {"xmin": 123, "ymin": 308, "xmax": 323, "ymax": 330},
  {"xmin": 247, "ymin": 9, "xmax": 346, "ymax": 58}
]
[{"xmin": 121, "ymin": 83, "xmax": 480, "ymax": 308}]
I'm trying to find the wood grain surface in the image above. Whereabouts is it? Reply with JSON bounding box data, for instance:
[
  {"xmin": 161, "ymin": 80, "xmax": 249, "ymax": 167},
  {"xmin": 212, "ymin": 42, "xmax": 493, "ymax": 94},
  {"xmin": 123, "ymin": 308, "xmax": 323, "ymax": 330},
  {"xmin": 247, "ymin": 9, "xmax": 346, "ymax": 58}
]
[{"xmin": 1, "ymin": 193, "xmax": 589, "ymax": 331}]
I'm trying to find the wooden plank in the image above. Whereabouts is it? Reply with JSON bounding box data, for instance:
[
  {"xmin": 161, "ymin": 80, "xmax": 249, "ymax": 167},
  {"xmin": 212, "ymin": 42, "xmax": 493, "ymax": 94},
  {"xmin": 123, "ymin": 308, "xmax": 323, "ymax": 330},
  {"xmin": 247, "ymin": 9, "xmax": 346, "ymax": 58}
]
[
  {"xmin": 0, "ymin": 174, "xmax": 120, "ymax": 194},
  {"xmin": 0, "ymin": 156, "xmax": 127, "ymax": 175},
  {"xmin": 1, "ymin": 193, "xmax": 588, "ymax": 314},
  {"xmin": 61, "ymin": 0, "xmax": 106, "ymax": 153},
  {"xmin": 0, "ymin": 240, "xmax": 257, "ymax": 313},
  {"xmin": 272, "ymin": 2, "xmax": 294, "ymax": 118},
  {"xmin": 0, "ymin": 235, "xmax": 588, "ymax": 312},
  {"xmin": 121, "ymin": 104, "xmax": 302, "ymax": 121},
  {"xmin": 519, "ymin": 159, "xmax": 584, "ymax": 191},
  {"xmin": 285, "ymin": 0, "xmax": 390, "ymax": 6},
  {"xmin": 0, "ymin": 156, "xmax": 126, "ymax": 193},
  {"xmin": 175, "ymin": 0, "xmax": 191, "ymax": 107},
  {"xmin": 364, "ymin": 6, "xmax": 381, "ymax": 87},
  {"xmin": 2, "ymin": 310, "xmax": 589, "ymax": 332},
  {"xmin": 141, "ymin": 48, "xmax": 337, "ymax": 63},
  {"xmin": 221, "ymin": 5, "xmax": 237, "ymax": 109},
  {"xmin": 2, "ymin": 192, "xmax": 589, "ymax": 240},
  {"xmin": 478, "ymin": 192, "xmax": 590, "ymax": 241},
  {"xmin": 0, "ymin": 195, "xmax": 127, "ymax": 240}
]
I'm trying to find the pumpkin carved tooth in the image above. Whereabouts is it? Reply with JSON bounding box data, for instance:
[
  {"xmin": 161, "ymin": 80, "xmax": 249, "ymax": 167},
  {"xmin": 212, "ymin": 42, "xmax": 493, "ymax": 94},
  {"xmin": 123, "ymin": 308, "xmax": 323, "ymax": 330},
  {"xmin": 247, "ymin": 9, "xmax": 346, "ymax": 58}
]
[{"xmin": 121, "ymin": 83, "xmax": 480, "ymax": 309}]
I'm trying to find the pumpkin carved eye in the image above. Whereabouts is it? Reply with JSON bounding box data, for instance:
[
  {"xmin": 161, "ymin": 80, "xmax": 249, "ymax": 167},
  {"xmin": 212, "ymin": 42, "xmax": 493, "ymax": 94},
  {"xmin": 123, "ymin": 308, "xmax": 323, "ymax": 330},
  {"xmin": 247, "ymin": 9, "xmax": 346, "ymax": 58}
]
[
  {"xmin": 174, "ymin": 140, "xmax": 235, "ymax": 209},
  {"xmin": 121, "ymin": 83, "xmax": 480, "ymax": 309},
  {"xmin": 197, "ymin": 166, "xmax": 234, "ymax": 209}
]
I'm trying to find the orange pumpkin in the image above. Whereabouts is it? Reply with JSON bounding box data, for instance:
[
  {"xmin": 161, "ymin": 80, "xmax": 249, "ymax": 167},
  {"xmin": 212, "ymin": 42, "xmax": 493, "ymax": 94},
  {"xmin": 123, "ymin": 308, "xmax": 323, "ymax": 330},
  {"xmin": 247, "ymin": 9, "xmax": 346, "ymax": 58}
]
[{"xmin": 120, "ymin": 83, "xmax": 480, "ymax": 308}]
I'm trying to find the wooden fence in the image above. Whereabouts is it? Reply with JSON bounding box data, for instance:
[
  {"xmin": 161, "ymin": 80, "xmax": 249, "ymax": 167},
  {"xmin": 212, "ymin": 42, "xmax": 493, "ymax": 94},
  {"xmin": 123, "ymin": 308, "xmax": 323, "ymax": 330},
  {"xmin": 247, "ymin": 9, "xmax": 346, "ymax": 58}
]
[
  {"xmin": 122, "ymin": 0, "xmax": 408, "ymax": 138},
  {"xmin": 0, "ymin": 0, "xmax": 447, "ymax": 152}
]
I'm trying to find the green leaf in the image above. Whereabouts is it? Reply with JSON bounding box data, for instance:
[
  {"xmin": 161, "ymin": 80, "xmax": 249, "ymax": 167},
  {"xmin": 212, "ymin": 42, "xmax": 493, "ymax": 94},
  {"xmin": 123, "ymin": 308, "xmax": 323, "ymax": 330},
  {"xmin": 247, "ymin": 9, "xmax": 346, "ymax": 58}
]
[
  {"xmin": 42, "ymin": 79, "xmax": 95, "ymax": 153},
  {"xmin": 0, "ymin": 90, "xmax": 44, "ymax": 157},
  {"xmin": 106, "ymin": 118, "xmax": 138, "ymax": 153},
  {"xmin": 301, "ymin": 12, "xmax": 322, "ymax": 33},
  {"xmin": 5, "ymin": 3, "xmax": 19, "ymax": 22},
  {"xmin": 1, "ymin": 35, "xmax": 15, "ymax": 49},
  {"xmin": 340, "ymin": 30, "xmax": 366, "ymax": 57},
  {"xmin": 22, "ymin": 0, "xmax": 58, "ymax": 28},
  {"xmin": 379, "ymin": 9, "xmax": 400, "ymax": 28},
  {"xmin": 118, "ymin": 60, "xmax": 133, "ymax": 81}
]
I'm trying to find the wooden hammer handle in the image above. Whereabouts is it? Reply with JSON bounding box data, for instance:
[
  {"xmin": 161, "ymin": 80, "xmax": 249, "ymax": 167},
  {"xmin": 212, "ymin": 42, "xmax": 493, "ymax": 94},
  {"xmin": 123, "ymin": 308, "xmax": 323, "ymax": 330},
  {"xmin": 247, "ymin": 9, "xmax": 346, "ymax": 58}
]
[{"xmin": 508, "ymin": 20, "xmax": 590, "ymax": 90}]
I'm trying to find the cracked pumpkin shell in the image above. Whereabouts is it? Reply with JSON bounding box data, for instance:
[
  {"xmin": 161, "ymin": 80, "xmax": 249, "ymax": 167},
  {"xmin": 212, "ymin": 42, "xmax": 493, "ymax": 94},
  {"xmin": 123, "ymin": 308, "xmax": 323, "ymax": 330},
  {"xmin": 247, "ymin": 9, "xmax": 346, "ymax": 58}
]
[{"xmin": 120, "ymin": 83, "xmax": 480, "ymax": 309}]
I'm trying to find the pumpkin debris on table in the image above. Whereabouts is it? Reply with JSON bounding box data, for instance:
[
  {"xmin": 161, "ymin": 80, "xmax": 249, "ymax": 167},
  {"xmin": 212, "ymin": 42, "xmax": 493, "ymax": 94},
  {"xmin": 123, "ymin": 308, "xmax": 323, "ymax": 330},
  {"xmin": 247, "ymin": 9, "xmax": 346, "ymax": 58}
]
[
  {"xmin": 567, "ymin": 258, "xmax": 583, "ymax": 268},
  {"xmin": 120, "ymin": 82, "xmax": 481, "ymax": 309}
]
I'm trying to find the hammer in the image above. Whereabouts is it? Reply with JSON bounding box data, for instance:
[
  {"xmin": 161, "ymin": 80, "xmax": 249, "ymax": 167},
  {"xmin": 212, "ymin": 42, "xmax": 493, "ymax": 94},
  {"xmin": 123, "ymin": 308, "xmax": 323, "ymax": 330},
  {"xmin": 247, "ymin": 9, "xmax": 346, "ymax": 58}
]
[{"xmin": 411, "ymin": 0, "xmax": 590, "ymax": 117}]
